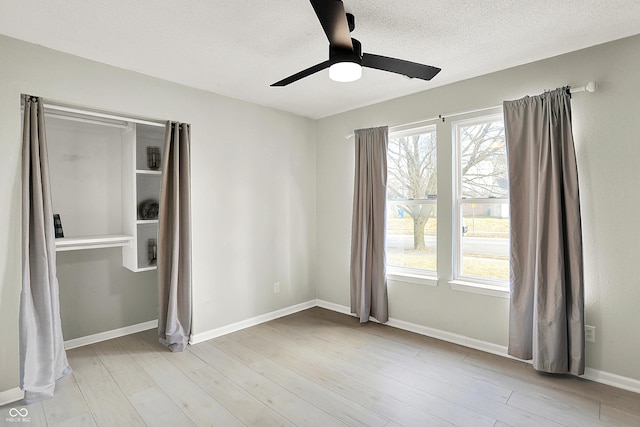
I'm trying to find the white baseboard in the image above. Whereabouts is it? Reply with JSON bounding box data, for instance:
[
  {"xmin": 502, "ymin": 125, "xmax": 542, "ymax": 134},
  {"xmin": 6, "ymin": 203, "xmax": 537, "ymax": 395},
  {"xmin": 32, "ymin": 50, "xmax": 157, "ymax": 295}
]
[
  {"xmin": 189, "ymin": 300, "xmax": 316, "ymax": 345},
  {"xmin": 64, "ymin": 319, "xmax": 158, "ymax": 350},
  {"xmin": 386, "ymin": 317, "xmax": 512, "ymax": 358},
  {"xmin": 0, "ymin": 387, "xmax": 24, "ymax": 406},
  {"xmin": 583, "ymin": 368, "xmax": 640, "ymax": 394},
  {"xmin": 315, "ymin": 299, "xmax": 352, "ymax": 315},
  {"xmin": 315, "ymin": 299, "xmax": 640, "ymax": 395}
]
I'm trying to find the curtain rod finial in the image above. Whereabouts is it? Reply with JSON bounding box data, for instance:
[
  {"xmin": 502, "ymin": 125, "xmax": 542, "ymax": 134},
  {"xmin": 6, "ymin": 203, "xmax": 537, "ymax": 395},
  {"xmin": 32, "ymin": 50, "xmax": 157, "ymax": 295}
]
[{"xmin": 585, "ymin": 81, "xmax": 597, "ymax": 93}]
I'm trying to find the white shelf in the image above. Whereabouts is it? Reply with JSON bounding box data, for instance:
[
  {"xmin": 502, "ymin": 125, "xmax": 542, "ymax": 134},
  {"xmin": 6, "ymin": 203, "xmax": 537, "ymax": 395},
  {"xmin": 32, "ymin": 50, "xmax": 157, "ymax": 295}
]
[
  {"xmin": 135, "ymin": 266, "xmax": 158, "ymax": 272},
  {"xmin": 123, "ymin": 123, "xmax": 165, "ymax": 272},
  {"xmin": 56, "ymin": 234, "xmax": 133, "ymax": 252},
  {"xmin": 137, "ymin": 219, "xmax": 159, "ymax": 224}
]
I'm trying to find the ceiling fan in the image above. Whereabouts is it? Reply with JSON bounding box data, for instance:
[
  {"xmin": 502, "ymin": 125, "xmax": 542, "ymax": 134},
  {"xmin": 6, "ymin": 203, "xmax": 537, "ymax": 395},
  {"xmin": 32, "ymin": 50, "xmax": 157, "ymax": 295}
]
[{"xmin": 271, "ymin": 0, "xmax": 441, "ymax": 87}]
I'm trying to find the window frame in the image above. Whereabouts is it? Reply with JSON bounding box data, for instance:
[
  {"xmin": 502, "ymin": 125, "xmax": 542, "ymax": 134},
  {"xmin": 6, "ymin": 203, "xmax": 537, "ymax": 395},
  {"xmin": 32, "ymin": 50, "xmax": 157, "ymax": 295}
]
[{"xmin": 452, "ymin": 113, "xmax": 510, "ymax": 290}]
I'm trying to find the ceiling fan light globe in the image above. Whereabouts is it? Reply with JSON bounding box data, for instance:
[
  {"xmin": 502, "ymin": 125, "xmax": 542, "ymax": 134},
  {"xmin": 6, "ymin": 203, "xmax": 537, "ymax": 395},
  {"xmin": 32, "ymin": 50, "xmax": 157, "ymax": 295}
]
[{"xmin": 329, "ymin": 61, "xmax": 362, "ymax": 82}]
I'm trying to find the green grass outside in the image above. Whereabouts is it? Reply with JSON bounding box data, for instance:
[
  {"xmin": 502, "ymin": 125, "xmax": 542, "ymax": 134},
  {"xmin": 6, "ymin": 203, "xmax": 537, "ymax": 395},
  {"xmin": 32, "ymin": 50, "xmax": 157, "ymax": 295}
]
[{"xmin": 387, "ymin": 215, "xmax": 509, "ymax": 280}]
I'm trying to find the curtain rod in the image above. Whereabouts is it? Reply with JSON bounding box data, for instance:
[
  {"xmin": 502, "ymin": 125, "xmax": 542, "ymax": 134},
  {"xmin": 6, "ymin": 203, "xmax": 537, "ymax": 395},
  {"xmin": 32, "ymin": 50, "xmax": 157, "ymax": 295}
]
[
  {"xmin": 44, "ymin": 112, "xmax": 129, "ymax": 129},
  {"xmin": 345, "ymin": 81, "xmax": 597, "ymax": 139}
]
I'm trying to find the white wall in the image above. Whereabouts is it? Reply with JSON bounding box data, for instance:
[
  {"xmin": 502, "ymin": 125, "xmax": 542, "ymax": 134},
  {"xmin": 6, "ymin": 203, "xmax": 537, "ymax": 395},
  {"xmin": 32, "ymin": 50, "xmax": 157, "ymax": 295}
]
[
  {"xmin": 0, "ymin": 35, "xmax": 317, "ymax": 392},
  {"xmin": 316, "ymin": 35, "xmax": 640, "ymax": 381},
  {"xmin": 56, "ymin": 249, "xmax": 158, "ymax": 340},
  {"xmin": 46, "ymin": 117, "xmax": 124, "ymax": 236}
]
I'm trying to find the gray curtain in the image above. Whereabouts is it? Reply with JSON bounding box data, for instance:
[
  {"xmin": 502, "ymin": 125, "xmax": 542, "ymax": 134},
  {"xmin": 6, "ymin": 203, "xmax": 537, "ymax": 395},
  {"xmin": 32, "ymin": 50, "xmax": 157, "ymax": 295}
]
[
  {"xmin": 503, "ymin": 87, "xmax": 585, "ymax": 375},
  {"xmin": 350, "ymin": 126, "xmax": 389, "ymax": 323},
  {"xmin": 20, "ymin": 96, "xmax": 72, "ymax": 403},
  {"xmin": 158, "ymin": 121, "xmax": 192, "ymax": 352}
]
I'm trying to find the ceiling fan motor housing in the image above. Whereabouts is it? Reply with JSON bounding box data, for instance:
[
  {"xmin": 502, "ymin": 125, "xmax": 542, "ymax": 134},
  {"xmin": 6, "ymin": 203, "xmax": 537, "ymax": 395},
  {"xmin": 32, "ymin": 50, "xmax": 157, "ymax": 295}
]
[{"xmin": 330, "ymin": 38, "xmax": 362, "ymax": 66}]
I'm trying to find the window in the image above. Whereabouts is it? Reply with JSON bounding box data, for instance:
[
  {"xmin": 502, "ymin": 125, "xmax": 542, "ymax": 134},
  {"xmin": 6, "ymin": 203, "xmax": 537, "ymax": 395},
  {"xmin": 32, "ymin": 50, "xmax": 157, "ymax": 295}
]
[
  {"xmin": 386, "ymin": 125, "xmax": 437, "ymax": 277},
  {"xmin": 453, "ymin": 115, "xmax": 509, "ymax": 286}
]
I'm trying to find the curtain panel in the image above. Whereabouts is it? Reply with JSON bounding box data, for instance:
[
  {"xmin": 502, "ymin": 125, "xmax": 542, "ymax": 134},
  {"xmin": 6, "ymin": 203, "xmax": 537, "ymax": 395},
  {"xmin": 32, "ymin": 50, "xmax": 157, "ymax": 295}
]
[
  {"xmin": 158, "ymin": 121, "xmax": 192, "ymax": 352},
  {"xmin": 20, "ymin": 96, "xmax": 72, "ymax": 403},
  {"xmin": 350, "ymin": 126, "xmax": 389, "ymax": 323},
  {"xmin": 503, "ymin": 87, "xmax": 585, "ymax": 375}
]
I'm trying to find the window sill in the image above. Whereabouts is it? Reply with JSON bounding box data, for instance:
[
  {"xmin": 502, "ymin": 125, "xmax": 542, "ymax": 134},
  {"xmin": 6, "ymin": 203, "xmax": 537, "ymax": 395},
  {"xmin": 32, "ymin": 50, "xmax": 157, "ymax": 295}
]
[
  {"xmin": 448, "ymin": 280, "xmax": 510, "ymax": 299},
  {"xmin": 387, "ymin": 271, "xmax": 438, "ymax": 287}
]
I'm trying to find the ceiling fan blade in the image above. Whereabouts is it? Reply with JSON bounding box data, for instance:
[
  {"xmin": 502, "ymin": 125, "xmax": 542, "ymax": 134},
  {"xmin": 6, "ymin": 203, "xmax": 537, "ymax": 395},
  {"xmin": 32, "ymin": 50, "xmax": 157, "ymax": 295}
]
[
  {"xmin": 310, "ymin": 0, "xmax": 353, "ymax": 50},
  {"xmin": 362, "ymin": 53, "xmax": 441, "ymax": 81},
  {"xmin": 271, "ymin": 60, "xmax": 332, "ymax": 87}
]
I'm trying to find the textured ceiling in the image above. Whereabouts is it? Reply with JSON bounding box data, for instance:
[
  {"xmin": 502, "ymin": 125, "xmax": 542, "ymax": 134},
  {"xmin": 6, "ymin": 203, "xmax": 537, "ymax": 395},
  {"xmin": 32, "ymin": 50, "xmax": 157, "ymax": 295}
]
[{"xmin": 2, "ymin": 1, "xmax": 640, "ymax": 118}]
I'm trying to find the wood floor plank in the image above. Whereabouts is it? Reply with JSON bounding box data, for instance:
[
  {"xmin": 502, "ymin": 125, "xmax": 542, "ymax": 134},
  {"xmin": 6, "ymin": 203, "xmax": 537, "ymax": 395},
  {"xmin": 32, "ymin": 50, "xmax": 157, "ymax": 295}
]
[
  {"xmin": 266, "ymin": 389, "xmax": 347, "ymax": 427},
  {"xmin": 234, "ymin": 328, "xmax": 351, "ymax": 387},
  {"xmin": 189, "ymin": 340, "xmax": 293, "ymax": 397},
  {"xmin": 600, "ymin": 404, "xmax": 640, "ymax": 425},
  {"xmin": 92, "ymin": 338, "xmax": 157, "ymax": 397},
  {"xmin": 266, "ymin": 318, "xmax": 514, "ymax": 405},
  {"xmin": 250, "ymin": 316, "xmax": 571, "ymax": 427},
  {"xmin": 73, "ymin": 375, "xmax": 146, "ymax": 426},
  {"xmin": 291, "ymin": 340, "xmax": 526, "ymax": 426},
  {"xmin": 129, "ymin": 387, "xmax": 195, "ymax": 427},
  {"xmin": 232, "ymin": 329, "xmax": 457, "ymax": 426},
  {"xmin": 67, "ymin": 346, "xmax": 146, "ymax": 426},
  {"xmin": 215, "ymin": 335, "xmax": 390, "ymax": 427},
  {"xmin": 367, "ymin": 343, "xmax": 513, "ymax": 402},
  {"xmin": 255, "ymin": 328, "xmax": 497, "ymax": 426},
  {"xmin": 277, "ymin": 316, "xmax": 424, "ymax": 358},
  {"xmin": 50, "ymin": 412, "xmax": 97, "ymax": 427},
  {"xmin": 462, "ymin": 351, "xmax": 607, "ymax": 403},
  {"xmin": 459, "ymin": 351, "xmax": 623, "ymax": 421},
  {"xmin": 507, "ymin": 391, "xmax": 609, "ymax": 426},
  {"xmin": 305, "ymin": 307, "xmax": 472, "ymax": 362},
  {"xmin": 304, "ymin": 310, "xmax": 640, "ymax": 427},
  {"xmin": 186, "ymin": 364, "xmax": 296, "ymax": 427},
  {"xmin": 66, "ymin": 346, "xmax": 110, "ymax": 383},
  {"xmin": 157, "ymin": 339, "xmax": 296, "ymax": 427},
  {"xmin": 41, "ymin": 374, "xmax": 93, "ymax": 425},
  {"xmin": 255, "ymin": 321, "xmax": 511, "ymax": 421},
  {"xmin": 329, "ymin": 376, "xmax": 455, "ymax": 426},
  {"xmin": 117, "ymin": 334, "xmax": 244, "ymax": 427},
  {"xmin": 359, "ymin": 322, "xmax": 472, "ymax": 361},
  {"xmin": 189, "ymin": 340, "xmax": 348, "ymax": 427}
]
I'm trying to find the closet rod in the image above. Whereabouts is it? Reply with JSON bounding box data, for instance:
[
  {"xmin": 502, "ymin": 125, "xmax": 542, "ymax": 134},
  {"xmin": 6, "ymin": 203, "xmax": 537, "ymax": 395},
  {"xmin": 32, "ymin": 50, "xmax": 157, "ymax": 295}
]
[
  {"xmin": 44, "ymin": 112, "xmax": 129, "ymax": 129},
  {"xmin": 42, "ymin": 103, "xmax": 166, "ymax": 128},
  {"xmin": 345, "ymin": 81, "xmax": 597, "ymax": 139}
]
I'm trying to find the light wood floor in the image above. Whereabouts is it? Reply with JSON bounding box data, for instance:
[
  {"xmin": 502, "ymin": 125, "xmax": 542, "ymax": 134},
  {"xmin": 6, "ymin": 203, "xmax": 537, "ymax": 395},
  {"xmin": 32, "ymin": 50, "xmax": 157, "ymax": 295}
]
[{"xmin": 2, "ymin": 307, "xmax": 640, "ymax": 426}]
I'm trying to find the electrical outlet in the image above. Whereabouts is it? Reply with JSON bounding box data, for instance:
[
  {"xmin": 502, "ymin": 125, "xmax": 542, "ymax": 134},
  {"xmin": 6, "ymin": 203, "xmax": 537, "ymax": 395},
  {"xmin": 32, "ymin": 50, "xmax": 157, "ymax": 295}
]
[
  {"xmin": 273, "ymin": 282, "xmax": 280, "ymax": 293},
  {"xmin": 585, "ymin": 325, "xmax": 596, "ymax": 343}
]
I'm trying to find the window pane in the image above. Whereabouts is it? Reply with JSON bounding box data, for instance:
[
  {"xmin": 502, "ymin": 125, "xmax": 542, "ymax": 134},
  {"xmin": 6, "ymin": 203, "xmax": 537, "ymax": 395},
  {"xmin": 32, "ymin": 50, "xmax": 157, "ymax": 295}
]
[
  {"xmin": 459, "ymin": 120, "xmax": 507, "ymax": 198},
  {"xmin": 386, "ymin": 126, "xmax": 437, "ymax": 275},
  {"xmin": 387, "ymin": 203, "xmax": 437, "ymax": 272},
  {"xmin": 460, "ymin": 201, "xmax": 509, "ymax": 282}
]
